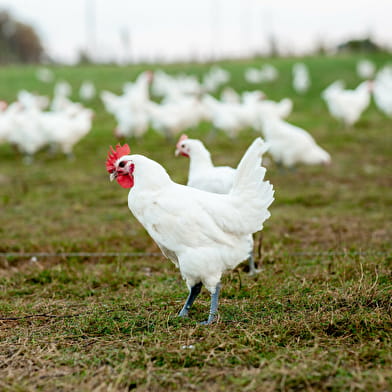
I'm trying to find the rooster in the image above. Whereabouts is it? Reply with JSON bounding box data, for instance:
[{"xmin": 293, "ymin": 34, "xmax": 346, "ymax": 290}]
[
  {"xmin": 175, "ymin": 134, "xmax": 267, "ymax": 275},
  {"xmin": 106, "ymin": 140, "xmax": 274, "ymax": 324}
]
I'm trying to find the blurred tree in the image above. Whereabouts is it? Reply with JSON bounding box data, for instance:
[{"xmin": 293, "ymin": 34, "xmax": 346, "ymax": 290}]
[
  {"xmin": 0, "ymin": 10, "xmax": 45, "ymax": 64},
  {"xmin": 337, "ymin": 37, "xmax": 382, "ymax": 53},
  {"xmin": 77, "ymin": 49, "xmax": 93, "ymax": 65},
  {"xmin": 267, "ymin": 33, "xmax": 279, "ymax": 57}
]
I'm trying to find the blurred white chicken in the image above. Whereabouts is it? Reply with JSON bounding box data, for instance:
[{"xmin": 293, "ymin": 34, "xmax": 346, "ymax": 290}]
[
  {"xmin": 245, "ymin": 64, "xmax": 279, "ymax": 84},
  {"xmin": 258, "ymin": 116, "xmax": 331, "ymax": 168},
  {"xmin": 107, "ymin": 139, "xmax": 274, "ymax": 324},
  {"xmin": 148, "ymin": 97, "xmax": 207, "ymax": 140},
  {"xmin": 54, "ymin": 81, "xmax": 72, "ymax": 98},
  {"xmin": 122, "ymin": 70, "xmax": 153, "ymax": 103},
  {"xmin": 373, "ymin": 65, "xmax": 392, "ymax": 117},
  {"xmin": 220, "ymin": 87, "xmax": 240, "ymax": 104},
  {"xmin": 36, "ymin": 67, "xmax": 54, "ymax": 83},
  {"xmin": 79, "ymin": 81, "xmax": 96, "ymax": 101},
  {"xmin": 40, "ymin": 106, "xmax": 94, "ymax": 158},
  {"xmin": 101, "ymin": 71, "xmax": 153, "ymax": 139},
  {"xmin": 6, "ymin": 92, "xmax": 50, "ymax": 162},
  {"xmin": 0, "ymin": 102, "xmax": 19, "ymax": 144},
  {"xmin": 356, "ymin": 59, "xmax": 376, "ymax": 79},
  {"xmin": 17, "ymin": 90, "xmax": 49, "ymax": 110},
  {"xmin": 51, "ymin": 81, "xmax": 74, "ymax": 112},
  {"xmin": 257, "ymin": 98, "xmax": 293, "ymax": 120},
  {"xmin": 152, "ymin": 70, "xmax": 202, "ymax": 98},
  {"xmin": 292, "ymin": 63, "xmax": 311, "ymax": 94},
  {"xmin": 242, "ymin": 92, "xmax": 293, "ymax": 128},
  {"xmin": 202, "ymin": 94, "xmax": 249, "ymax": 138},
  {"xmin": 202, "ymin": 66, "xmax": 230, "ymax": 92},
  {"xmin": 6, "ymin": 106, "xmax": 47, "ymax": 163},
  {"xmin": 1, "ymin": 91, "xmax": 93, "ymax": 162},
  {"xmin": 322, "ymin": 80, "xmax": 372, "ymax": 126},
  {"xmin": 202, "ymin": 93, "xmax": 292, "ymax": 139}
]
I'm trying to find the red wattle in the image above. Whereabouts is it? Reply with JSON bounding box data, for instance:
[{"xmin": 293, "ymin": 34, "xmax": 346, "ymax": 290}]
[{"xmin": 117, "ymin": 174, "xmax": 134, "ymax": 188}]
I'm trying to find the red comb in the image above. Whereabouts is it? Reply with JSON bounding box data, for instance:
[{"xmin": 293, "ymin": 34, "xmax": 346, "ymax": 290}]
[
  {"xmin": 0, "ymin": 100, "xmax": 8, "ymax": 111},
  {"xmin": 106, "ymin": 143, "xmax": 130, "ymax": 173},
  {"xmin": 176, "ymin": 134, "xmax": 188, "ymax": 149}
]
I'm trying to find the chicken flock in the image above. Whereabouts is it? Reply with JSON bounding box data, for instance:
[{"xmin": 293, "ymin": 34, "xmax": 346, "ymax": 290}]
[
  {"xmin": 0, "ymin": 81, "xmax": 94, "ymax": 163},
  {"xmin": 1, "ymin": 59, "xmax": 391, "ymax": 166}
]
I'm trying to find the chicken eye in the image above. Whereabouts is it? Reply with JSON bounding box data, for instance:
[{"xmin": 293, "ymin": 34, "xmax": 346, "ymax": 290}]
[
  {"xmin": 181, "ymin": 144, "xmax": 185, "ymax": 148},
  {"xmin": 118, "ymin": 161, "xmax": 126, "ymax": 168}
]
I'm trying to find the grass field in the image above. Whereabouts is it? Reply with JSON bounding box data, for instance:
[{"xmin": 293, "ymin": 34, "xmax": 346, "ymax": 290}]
[{"xmin": 0, "ymin": 54, "xmax": 391, "ymax": 391}]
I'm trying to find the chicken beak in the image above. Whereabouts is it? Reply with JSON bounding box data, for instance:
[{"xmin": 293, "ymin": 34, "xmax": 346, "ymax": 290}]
[
  {"xmin": 110, "ymin": 171, "xmax": 118, "ymax": 182},
  {"xmin": 175, "ymin": 148, "xmax": 180, "ymax": 157}
]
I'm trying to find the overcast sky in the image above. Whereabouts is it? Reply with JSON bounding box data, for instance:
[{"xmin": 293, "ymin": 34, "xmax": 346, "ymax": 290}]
[{"xmin": 0, "ymin": 0, "xmax": 391, "ymax": 63}]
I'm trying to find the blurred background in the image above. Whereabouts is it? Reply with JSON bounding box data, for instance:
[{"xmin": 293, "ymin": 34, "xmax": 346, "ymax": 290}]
[{"xmin": 0, "ymin": 0, "xmax": 391, "ymax": 65}]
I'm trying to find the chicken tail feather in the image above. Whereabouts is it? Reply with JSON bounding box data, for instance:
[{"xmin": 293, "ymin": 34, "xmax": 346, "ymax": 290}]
[{"xmin": 230, "ymin": 138, "xmax": 274, "ymax": 233}]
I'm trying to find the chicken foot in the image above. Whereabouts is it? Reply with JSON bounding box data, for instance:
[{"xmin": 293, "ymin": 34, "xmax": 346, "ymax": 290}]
[
  {"xmin": 247, "ymin": 253, "xmax": 259, "ymax": 276},
  {"xmin": 178, "ymin": 282, "xmax": 203, "ymax": 317},
  {"xmin": 248, "ymin": 232, "xmax": 262, "ymax": 275},
  {"xmin": 200, "ymin": 283, "xmax": 221, "ymax": 325}
]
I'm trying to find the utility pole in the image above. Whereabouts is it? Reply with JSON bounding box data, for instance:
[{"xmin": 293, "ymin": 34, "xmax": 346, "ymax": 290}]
[
  {"xmin": 240, "ymin": 0, "xmax": 251, "ymax": 58},
  {"xmin": 120, "ymin": 27, "xmax": 132, "ymax": 64},
  {"xmin": 85, "ymin": 0, "xmax": 96, "ymax": 60},
  {"xmin": 210, "ymin": 0, "xmax": 220, "ymax": 61}
]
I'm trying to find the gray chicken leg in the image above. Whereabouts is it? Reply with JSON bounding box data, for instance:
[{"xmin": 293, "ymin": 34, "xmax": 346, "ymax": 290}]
[
  {"xmin": 178, "ymin": 282, "xmax": 203, "ymax": 317},
  {"xmin": 200, "ymin": 283, "xmax": 221, "ymax": 325}
]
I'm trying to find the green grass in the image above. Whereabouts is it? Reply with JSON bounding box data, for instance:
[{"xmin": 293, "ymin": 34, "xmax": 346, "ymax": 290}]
[{"xmin": 0, "ymin": 54, "xmax": 391, "ymax": 391}]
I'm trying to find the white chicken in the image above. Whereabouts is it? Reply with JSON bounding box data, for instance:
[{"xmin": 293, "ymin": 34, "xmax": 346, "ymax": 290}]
[
  {"xmin": 148, "ymin": 97, "xmax": 207, "ymax": 140},
  {"xmin": 356, "ymin": 59, "xmax": 376, "ymax": 79},
  {"xmin": 202, "ymin": 66, "xmax": 230, "ymax": 92},
  {"xmin": 79, "ymin": 81, "xmax": 96, "ymax": 101},
  {"xmin": 17, "ymin": 90, "xmax": 49, "ymax": 110},
  {"xmin": 292, "ymin": 63, "xmax": 311, "ymax": 94},
  {"xmin": 101, "ymin": 71, "xmax": 153, "ymax": 139},
  {"xmin": 114, "ymin": 104, "xmax": 151, "ymax": 139},
  {"xmin": 220, "ymin": 87, "xmax": 241, "ymax": 104},
  {"xmin": 54, "ymin": 81, "xmax": 72, "ymax": 99},
  {"xmin": 0, "ymin": 102, "xmax": 18, "ymax": 144},
  {"xmin": 373, "ymin": 65, "xmax": 392, "ymax": 117},
  {"xmin": 1, "ymin": 92, "xmax": 93, "ymax": 161},
  {"xmin": 175, "ymin": 134, "xmax": 268, "ymax": 275},
  {"xmin": 40, "ymin": 106, "xmax": 94, "ymax": 157},
  {"xmin": 202, "ymin": 95, "xmax": 249, "ymax": 138},
  {"xmin": 51, "ymin": 81, "xmax": 74, "ymax": 112},
  {"xmin": 106, "ymin": 140, "xmax": 274, "ymax": 324},
  {"xmin": 6, "ymin": 106, "xmax": 47, "ymax": 163},
  {"xmin": 36, "ymin": 67, "xmax": 54, "ymax": 83},
  {"xmin": 322, "ymin": 80, "xmax": 372, "ymax": 126},
  {"xmin": 241, "ymin": 92, "xmax": 293, "ymax": 129},
  {"xmin": 244, "ymin": 68, "xmax": 264, "ymax": 84},
  {"xmin": 122, "ymin": 70, "xmax": 153, "ymax": 103},
  {"xmin": 258, "ymin": 116, "xmax": 331, "ymax": 168},
  {"xmin": 152, "ymin": 70, "xmax": 202, "ymax": 99},
  {"xmin": 257, "ymin": 98, "xmax": 293, "ymax": 120},
  {"xmin": 174, "ymin": 134, "xmax": 236, "ymax": 193},
  {"xmin": 244, "ymin": 64, "xmax": 279, "ymax": 84}
]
